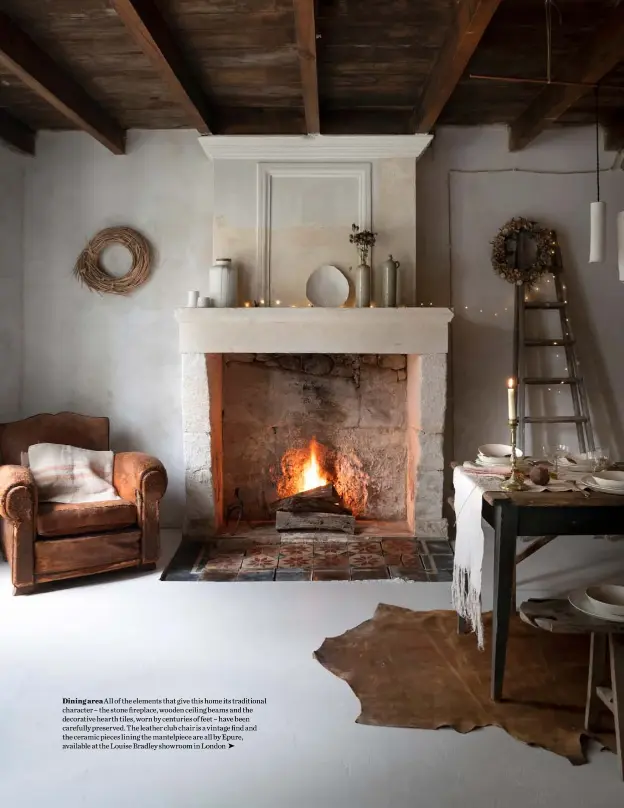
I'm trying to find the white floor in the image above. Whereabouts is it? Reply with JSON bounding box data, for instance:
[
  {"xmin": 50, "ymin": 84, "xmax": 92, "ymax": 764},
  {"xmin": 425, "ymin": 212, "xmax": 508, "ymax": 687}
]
[{"xmin": 2, "ymin": 528, "xmax": 624, "ymax": 808}]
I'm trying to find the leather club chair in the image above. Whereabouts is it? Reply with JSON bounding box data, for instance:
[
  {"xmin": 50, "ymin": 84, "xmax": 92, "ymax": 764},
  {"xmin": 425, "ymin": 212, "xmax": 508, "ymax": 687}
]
[{"xmin": 0, "ymin": 412, "xmax": 167, "ymax": 594}]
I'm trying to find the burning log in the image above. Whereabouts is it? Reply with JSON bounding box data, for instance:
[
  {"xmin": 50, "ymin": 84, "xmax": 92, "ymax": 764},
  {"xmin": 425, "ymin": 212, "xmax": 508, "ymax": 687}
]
[
  {"xmin": 273, "ymin": 482, "xmax": 354, "ymax": 533},
  {"xmin": 269, "ymin": 484, "xmax": 346, "ymax": 513},
  {"xmin": 275, "ymin": 511, "xmax": 355, "ymax": 534}
]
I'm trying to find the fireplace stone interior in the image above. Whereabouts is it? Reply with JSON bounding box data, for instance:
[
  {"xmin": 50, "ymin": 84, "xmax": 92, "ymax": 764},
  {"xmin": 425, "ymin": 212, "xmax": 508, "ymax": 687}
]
[{"xmin": 177, "ymin": 308, "xmax": 451, "ymax": 541}]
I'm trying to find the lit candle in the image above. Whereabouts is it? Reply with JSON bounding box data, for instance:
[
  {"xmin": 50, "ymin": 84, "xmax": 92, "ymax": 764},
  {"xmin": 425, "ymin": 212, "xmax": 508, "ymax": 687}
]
[
  {"xmin": 507, "ymin": 377, "xmax": 517, "ymax": 421},
  {"xmin": 243, "ymin": 301, "xmax": 251, "ymax": 308}
]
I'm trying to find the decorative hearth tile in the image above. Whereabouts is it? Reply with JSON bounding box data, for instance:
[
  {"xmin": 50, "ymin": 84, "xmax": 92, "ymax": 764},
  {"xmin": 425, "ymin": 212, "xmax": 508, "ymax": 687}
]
[
  {"xmin": 313, "ymin": 551, "xmax": 350, "ymax": 569},
  {"xmin": 388, "ymin": 567, "xmax": 428, "ymax": 582},
  {"xmin": 421, "ymin": 539, "xmax": 453, "ymax": 555},
  {"xmin": 275, "ymin": 568, "xmax": 311, "ymax": 581},
  {"xmin": 312, "ymin": 570, "xmax": 350, "ymax": 581},
  {"xmin": 236, "ymin": 569, "xmax": 276, "ymax": 581},
  {"xmin": 349, "ymin": 552, "xmax": 386, "ymax": 569},
  {"xmin": 350, "ymin": 568, "xmax": 389, "ymax": 581},
  {"xmin": 382, "ymin": 554, "xmax": 402, "ymax": 566},
  {"xmin": 430, "ymin": 553, "xmax": 454, "ymax": 571},
  {"xmin": 381, "ymin": 538, "xmax": 419, "ymax": 554},
  {"xmin": 241, "ymin": 551, "xmax": 280, "ymax": 570},
  {"xmin": 347, "ymin": 540, "xmax": 382, "ymax": 555},
  {"xmin": 200, "ymin": 571, "xmax": 238, "ymax": 582},
  {"xmin": 202, "ymin": 551, "xmax": 245, "ymax": 571},
  {"xmin": 400, "ymin": 551, "xmax": 424, "ymax": 569},
  {"xmin": 278, "ymin": 545, "xmax": 313, "ymax": 568}
]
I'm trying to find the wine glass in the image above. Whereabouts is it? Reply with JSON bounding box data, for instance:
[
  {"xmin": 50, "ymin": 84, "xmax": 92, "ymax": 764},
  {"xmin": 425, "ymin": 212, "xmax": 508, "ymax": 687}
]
[
  {"xmin": 542, "ymin": 444, "xmax": 570, "ymax": 477},
  {"xmin": 589, "ymin": 447, "xmax": 610, "ymax": 472}
]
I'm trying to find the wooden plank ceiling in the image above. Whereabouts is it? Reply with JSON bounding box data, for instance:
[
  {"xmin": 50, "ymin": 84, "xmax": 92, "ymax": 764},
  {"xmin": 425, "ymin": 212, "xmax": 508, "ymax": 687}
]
[{"xmin": 0, "ymin": 0, "xmax": 622, "ymax": 156}]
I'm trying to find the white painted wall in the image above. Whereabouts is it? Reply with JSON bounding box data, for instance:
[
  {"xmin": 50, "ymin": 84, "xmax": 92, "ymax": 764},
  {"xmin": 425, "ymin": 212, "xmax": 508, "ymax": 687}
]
[
  {"xmin": 0, "ymin": 146, "xmax": 26, "ymax": 422},
  {"xmin": 21, "ymin": 131, "xmax": 213, "ymax": 525},
  {"xmin": 417, "ymin": 126, "xmax": 624, "ymax": 461}
]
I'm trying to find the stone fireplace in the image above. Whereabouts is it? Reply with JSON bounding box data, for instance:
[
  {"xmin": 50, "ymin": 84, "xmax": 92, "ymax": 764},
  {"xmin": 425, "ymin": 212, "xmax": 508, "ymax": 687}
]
[
  {"xmin": 176, "ymin": 307, "xmax": 452, "ymax": 538},
  {"xmin": 176, "ymin": 134, "xmax": 451, "ymax": 541}
]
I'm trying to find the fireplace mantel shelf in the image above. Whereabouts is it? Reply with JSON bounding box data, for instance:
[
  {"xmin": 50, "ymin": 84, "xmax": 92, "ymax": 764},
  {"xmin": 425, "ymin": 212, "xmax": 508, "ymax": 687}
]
[{"xmin": 176, "ymin": 307, "xmax": 453, "ymax": 355}]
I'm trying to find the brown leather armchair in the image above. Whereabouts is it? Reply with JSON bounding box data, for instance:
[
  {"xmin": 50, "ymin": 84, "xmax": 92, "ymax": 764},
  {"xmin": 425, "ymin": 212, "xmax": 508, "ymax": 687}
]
[{"xmin": 0, "ymin": 412, "xmax": 167, "ymax": 595}]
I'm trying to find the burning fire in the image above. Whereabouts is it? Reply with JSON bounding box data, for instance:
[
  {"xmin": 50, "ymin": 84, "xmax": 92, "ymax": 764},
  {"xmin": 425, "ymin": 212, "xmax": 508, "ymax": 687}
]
[{"xmin": 300, "ymin": 440, "xmax": 328, "ymax": 492}]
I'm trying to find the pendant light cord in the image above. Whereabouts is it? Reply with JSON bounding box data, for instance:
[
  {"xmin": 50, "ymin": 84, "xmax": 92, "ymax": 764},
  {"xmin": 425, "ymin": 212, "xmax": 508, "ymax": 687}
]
[
  {"xmin": 545, "ymin": 0, "xmax": 552, "ymax": 83},
  {"xmin": 595, "ymin": 86, "xmax": 600, "ymax": 202}
]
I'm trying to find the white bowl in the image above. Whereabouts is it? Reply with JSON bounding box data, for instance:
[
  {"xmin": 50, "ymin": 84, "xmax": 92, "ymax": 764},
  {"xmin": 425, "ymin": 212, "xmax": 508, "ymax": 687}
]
[
  {"xmin": 478, "ymin": 444, "xmax": 523, "ymax": 460},
  {"xmin": 585, "ymin": 584, "xmax": 624, "ymax": 619},
  {"xmin": 592, "ymin": 471, "xmax": 624, "ymax": 489}
]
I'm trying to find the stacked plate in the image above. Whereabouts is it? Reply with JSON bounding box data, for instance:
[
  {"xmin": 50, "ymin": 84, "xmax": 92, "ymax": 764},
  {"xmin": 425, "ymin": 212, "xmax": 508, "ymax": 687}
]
[
  {"xmin": 556, "ymin": 453, "xmax": 595, "ymax": 475},
  {"xmin": 569, "ymin": 583, "xmax": 624, "ymax": 622},
  {"xmin": 579, "ymin": 470, "xmax": 624, "ymax": 495},
  {"xmin": 476, "ymin": 443, "xmax": 524, "ymax": 468}
]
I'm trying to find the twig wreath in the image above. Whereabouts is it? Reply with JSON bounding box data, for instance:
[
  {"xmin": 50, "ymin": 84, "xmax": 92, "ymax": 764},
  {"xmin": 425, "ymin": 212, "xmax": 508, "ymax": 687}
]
[
  {"xmin": 74, "ymin": 226, "xmax": 152, "ymax": 295},
  {"xmin": 491, "ymin": 217, "xmax": 554, "ymax": 286}
]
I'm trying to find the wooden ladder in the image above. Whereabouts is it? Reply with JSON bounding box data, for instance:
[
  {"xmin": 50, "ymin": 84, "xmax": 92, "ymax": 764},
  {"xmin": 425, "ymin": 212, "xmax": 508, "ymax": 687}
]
[{"xmin": 513, "ymin": 231, "xmax": 595, "ymax": 456}]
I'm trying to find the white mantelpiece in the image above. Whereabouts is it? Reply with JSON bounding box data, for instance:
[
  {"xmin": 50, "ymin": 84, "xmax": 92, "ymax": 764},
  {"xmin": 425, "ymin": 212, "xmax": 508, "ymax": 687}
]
[
  {"xmin": 198, "ymin": 134, "xmax": 433, "ymax": 162},
  {"xmin": 175, "ymin": 307, "xmax": 453, "ymax": 355}
]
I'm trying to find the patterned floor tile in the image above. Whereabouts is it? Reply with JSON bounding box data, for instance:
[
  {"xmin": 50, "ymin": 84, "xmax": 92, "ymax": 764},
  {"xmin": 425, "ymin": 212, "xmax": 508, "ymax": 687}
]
[
  {"xmin": 350, "ymin": 568, "xmax": 389, "ymax": 581},
  {"xmin": 347, "ymin": 541, "xmax": 382, "ymax": 555},
  {"xmin": 388, "ymin": 566, "xmax": 428, "ymax": 582},
  {"xmin": 316, "ymin": 541, "xmax": 350, "ymax": 553},
  {"xmin": 278, "ymin": 548, "xmax": 313, "ymax": 569},
  {"xmin": 312, "ymin": 569, "xmax": 350, "ymax": 581},
  {"xmin": 383, "ymin": 554, "xmax": 402, "ymax": 567},
  {"xmin": 420, "ymin": 554, "xmax": 435, "ymax": 572},
  {"xmin": 421, "ymin": 539, "xmax": 453, "ymax": 555},
  {"xmin": 349, "ymin": 552, "xmax": 386, "ymax": 569},
  {"xmin": 200, "ymin": 571, "xmax": 238, "ymax": 582},
  {"xmin": 240, "ymin": 554, "xmax": 279, "ymax": 570},
  {"xmin": 236, "ymin": 569, "xmax": 275, "ymax": 581},
  {"xmin": 428, "ymin": 570, "xmax": 452, "ymax": 582},
  {"xmin": 202, "ymin": 551, "xmax": 245, "ymax": 572},
  {"xmin": 381, "ymin": 538, "xmax": 420, "ymax": 554},
  {"xmin": 313, "ymin": 551, "xmax": 349, "ymax": 569},
  {"xmin": 399, "ymin": 550, "xmax": 423, "ymax": 568},
  {"xmin": 275, "ymin": 568, "xmax": 311, "ymax": 581},
  {"xmin": 431, "ymin": 553, "xmax": 454, "ymax": 571}
]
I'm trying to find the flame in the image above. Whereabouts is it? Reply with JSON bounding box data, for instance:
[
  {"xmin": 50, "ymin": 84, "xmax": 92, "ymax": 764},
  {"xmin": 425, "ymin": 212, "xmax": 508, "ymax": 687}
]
[{"xmin": 300, "ymin": 441, "xmax": 328, "ymax": 492}]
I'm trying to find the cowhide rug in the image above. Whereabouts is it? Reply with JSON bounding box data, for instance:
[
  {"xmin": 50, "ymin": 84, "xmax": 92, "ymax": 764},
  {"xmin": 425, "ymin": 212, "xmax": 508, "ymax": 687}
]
[{"xmin": 314, "ymin": 604, "xmax": 615, "ymax": 764}]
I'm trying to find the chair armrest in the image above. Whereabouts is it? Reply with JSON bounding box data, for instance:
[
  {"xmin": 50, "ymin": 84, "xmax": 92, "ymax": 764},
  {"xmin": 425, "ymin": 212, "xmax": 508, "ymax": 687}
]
[
  {"xmin": 0, "ymin": 465, "xmax": 37, "ymax": 522},
  {"xmin": 113, "ymin": 453, "xmax": 167, "ymax": 505}
]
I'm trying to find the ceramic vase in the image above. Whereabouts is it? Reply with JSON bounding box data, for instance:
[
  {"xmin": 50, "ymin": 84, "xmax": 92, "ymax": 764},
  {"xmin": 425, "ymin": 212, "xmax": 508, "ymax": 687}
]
[
  {"xmin": 380, "ymin": 255, "xmax": 400, "ymax": 307},
  {"xmin": 209, "ymin": 258, "xmax": 238, "ymax": 307},
  {"xmin": 354, "ymin": 263, "xmax": 371, "ymax": 308}
]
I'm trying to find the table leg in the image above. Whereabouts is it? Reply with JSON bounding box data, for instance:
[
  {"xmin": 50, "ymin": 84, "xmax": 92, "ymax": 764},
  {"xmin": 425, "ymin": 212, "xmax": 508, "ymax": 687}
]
[
  {"xmin": 585, "ymin": 633, "xmax": 608, "ymax": 732},
  {"xmin": 609, "ymin": 634, "xmax": 624, "ymax": 780},
  {"xmin": 491, "ymin": 502, "xmax": 518, "ymax": 701}
]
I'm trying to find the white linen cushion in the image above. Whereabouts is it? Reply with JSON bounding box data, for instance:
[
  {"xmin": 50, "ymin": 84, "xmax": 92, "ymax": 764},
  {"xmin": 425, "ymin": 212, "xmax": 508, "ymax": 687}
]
[{"xmin": 27, "ymin": 443, "xmax": 120, "ymax": 504}]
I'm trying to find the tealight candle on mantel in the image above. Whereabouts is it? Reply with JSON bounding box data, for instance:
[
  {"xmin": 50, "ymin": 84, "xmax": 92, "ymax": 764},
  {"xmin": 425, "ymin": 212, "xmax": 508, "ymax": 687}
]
[{"xmin": 507, "ymin": 377, "xmax": 517, "ymax": 421}]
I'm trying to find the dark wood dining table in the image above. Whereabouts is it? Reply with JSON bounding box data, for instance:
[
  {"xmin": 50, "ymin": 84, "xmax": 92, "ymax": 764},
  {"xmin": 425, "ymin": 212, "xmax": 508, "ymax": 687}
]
[{"xmin": 479, "ymin": 488, "xmax": 624, "ymax": 700}]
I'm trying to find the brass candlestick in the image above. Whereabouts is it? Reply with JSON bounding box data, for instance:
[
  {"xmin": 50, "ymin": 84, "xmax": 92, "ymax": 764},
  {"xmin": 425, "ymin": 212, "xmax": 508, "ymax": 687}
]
[{"xmin": 500, "ymin": 418, "xmax": 528, "ymax": 492}]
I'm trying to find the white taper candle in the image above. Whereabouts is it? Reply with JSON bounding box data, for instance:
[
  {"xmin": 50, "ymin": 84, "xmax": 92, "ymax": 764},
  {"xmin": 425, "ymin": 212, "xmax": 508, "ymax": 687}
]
[{"xmin": 507, "ymin": 377, "xmax": 517, "ymax": 421}]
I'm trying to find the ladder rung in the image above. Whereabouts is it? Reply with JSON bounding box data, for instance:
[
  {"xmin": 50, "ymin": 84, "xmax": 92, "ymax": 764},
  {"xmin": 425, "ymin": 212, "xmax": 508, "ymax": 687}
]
[
  {"xmin": 524, "ymin": 302, "xmax": 565, "ymax": 309},
  {"xmin": 523, "ymin": 377, "xmax": 581, "ymax": 385},
  {"xmin": 524, "ymin": 339, "xmax": 574, "ymax": 347},
  {"xmin": 523, "ymin": 416, "xmax": 588, "ymax": 424}
]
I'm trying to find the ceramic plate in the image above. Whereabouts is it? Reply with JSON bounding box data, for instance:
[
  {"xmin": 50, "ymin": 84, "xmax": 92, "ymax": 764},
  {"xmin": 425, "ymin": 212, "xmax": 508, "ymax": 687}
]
[
  {"xmin": 478, "ymin": 443, "xmax": 524, "ymax": 459},
  {"xmin": 306, "ymin": 265, "xmax": 349, "ymax": 308},
  {"xmin": 592, "ymin": 471, "xmax": 624, "ymax": 489},
  {"xmin": 568, "ymin": 588, "xmax": 624, "ymax": 622},
  {"xmin": 579, "ymin": 474, "xmax": 624, "ymax": 494}
]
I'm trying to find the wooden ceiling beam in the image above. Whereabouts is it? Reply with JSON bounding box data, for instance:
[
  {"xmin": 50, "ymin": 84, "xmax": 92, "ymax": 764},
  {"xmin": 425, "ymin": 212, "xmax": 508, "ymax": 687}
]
[
  {"xmin": 0, "ymin": 12, "xmax": 125, "ymax": 155},
  {"xmin": 0, "ymin": 108, "xmax": 35, "ymax": 155},
  {"xmin": 603, "ymin": 114, "xmax": 624, "ymax": 153},
  {"xmin": 293, "ymin": 0, "xmax": 320, "ymax": 134},
  {"xmin": 509, "ymin": 6, "xmax": 624, "ymax": 151},
  {"xmin": 111, "ymin": 0, "xmax": 212, "ymax": 135},
  {"xmin": 413, "ymin": 0, "xmax": 503, "ymax": 133}
]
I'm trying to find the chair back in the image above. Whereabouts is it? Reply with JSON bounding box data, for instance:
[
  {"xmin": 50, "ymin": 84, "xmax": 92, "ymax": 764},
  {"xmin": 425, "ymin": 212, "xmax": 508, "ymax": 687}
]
[{"xmin": 0, "ymin": 412, "xmax": 110, "ymax": 465}]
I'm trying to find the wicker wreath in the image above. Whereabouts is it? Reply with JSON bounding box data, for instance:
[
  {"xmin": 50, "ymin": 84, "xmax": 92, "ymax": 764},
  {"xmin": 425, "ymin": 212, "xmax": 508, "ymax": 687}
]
[
  {"xmin": 491, "ymin": 217, "xmax": 555, "ymax": 286},
  {"xmin": 74, "ymin": 226, "xmax": 151, "ymax": 295}
]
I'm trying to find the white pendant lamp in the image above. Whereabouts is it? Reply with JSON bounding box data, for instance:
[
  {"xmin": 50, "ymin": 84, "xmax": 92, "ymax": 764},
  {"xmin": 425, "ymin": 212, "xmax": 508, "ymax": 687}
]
[{"xmin": 589, "ymin": 88, "xmax": 606, "ymax": 264}]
